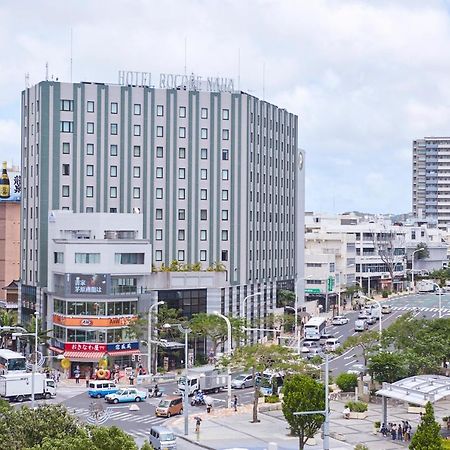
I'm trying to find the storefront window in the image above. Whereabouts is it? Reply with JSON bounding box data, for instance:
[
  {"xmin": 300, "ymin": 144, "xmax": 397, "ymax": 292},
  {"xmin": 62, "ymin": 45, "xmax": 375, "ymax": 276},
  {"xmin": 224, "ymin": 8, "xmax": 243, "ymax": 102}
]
[
  {"xmin": 107, "ymin": 302, "xmax": 115, "ymax": 316},
  {"xmin": 123, "ymin": 302, "xmax": 131, "ymax": 315},
  {"xmin": 130, "ymin": 302, "xmax": 137, "ymax": 314},
  {"xmin": 98, "ymin": 331, "xmax": 106, "ymax": 343},
  {"xmin": 115, "ymin": 302, "xmax": 122, "ymax": 315},
  {"xmin": 67, "ymin": 329, "xmax": 76, "ymax": 342}
]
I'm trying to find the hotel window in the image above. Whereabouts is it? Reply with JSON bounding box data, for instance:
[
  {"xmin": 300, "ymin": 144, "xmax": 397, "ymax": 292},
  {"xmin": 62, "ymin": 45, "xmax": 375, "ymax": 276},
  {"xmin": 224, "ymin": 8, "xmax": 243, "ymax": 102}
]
[
  {"xmin": 110, "ymin": 144, "xmax": 118, "ymax": 156},
  {"xmin": 156, "ymin": 188, "xmax": 163, "ymax": 199},
  {"xmin": 133, "ymin": 166, "xmax": 140, "ymax": 178},
  {"xmin": 200, "ymin": 209, "xmax": 207, "ymax": 220},
  {"xmin": 178, "ymin": 188, "xmax": 186, "ymax": 200},
  {"xmin": 134, "ymin": 104, "xmax": 141, "ymax": 115},
  {"xmin": 222, "ymin": 189, "xmax": 228, "ymax": 200},
  {"xmin": 200, "ymin": 189, "xmax": 207, "ymax": 200},
  {"xmin": 200, "ymin": 230, "xmax": 207, "ymax": 240},
  {"xmin": 157, "ymin": 126, "xmax": 164, "ymax": 137},
  {"xmin": 86, "ymin": 143, "xmax": 94, "ymax": 155},
  {"xmin": 222, "ymin": 109, "xmax": 229, "ymax": 120},
  {"xmin": 179, "ymin": 127, "xmax": 186, "ymax": 138},
  {"xmin": 201, "ymin": 148, "xmax": 208, "ymax": 159},
  {"xmin": 178, "ymin": 250, "xmax": 185, "ymax": 261},
  {"xmin": 54, "ymin": 252, "xmax": 64, "ymax": 264},
  {"xmin": 87, "ymin": 165, "xmax": 94, "ymax": 176},
  {"xmin": 200, "ymin": 169, "xmax": 207, "ymax": 180},
  {"xmin": 156, "ymin": 146, "xmax": 163, "ymax": 158},
  {"xmin": 61, "ymin": 100, "xmax": 74, "ymax": 111},
  {"xmin": 156, "ymin": 208, "xmax": 163, "ymax": 220},
  {"xmin": 221, "ymin": 230, "xmax": 228, "ymax": 241},
  {"xmin": 178, "ymin": 168, "xmax": 186, "ymax": 179},
  {"xmin": 179, "ymin": 106, "xmax": 186, "ymax": 118},
  {"xmin": 200, "ymin": 250, "xmax": 207, "ymax": 261},
  {"xmin": 134, "ymin": 145, "xmax": 141, "ymax": 157},
  {"xmin": 222, "ymin": 149, "xmax": 229, "ymax": 160},
  {"xmin": 87, "ymin": 101, "xmax": 95, "ymax": 113},
  {"xmin": 134, "ymin": 125, "xmax": 141, "ymax": 136},
  {"xmin": 62, "ymin": 142, "xmax": 70, "ymax": 154},
  {"xmin": 110, "ymin": 187, "xmax": 117, "ymax": 198},
  {"xmin": 178, "ymin": 229, "xmax": 185, "ymax": 241},
  {"xmin": 60, "ymin": 121, "xmax": 73, "ymax": 133},
  {"xmin": 221, "ymin": 250, "xmax": 228, "ymax": 262},
  {"xmin": 179, "ymin": 147, "xmax": 186, "ymax": 159},
  {"xmin": 178, "ymin": 209, "xmax": 185, "ymax": 220},
  {"xmin": 157, "ymin": 105, "xmax": 164, "ymax": 116},
  {"xmin": 115, "ymin": 253, "xmax": 144, "ymax": 264},
  {"xmin": 222, "ymin": 169, "xmax": 229, "ymax": 180},
  {"xmin": 110, "ymin": 166, "xmax": 117, "ymax": 177},
  {"xmin": 86, "ymin": 207, "xmax": 94, "ymax": 213},
  {"xmin": 222, "ymin": 129, "xmax": 229, "ymax": 140},
  {"xmin": 201, "ymin": 128, "xmax": 208, "ymax": 139},
  {"xmin": 201, "ymin": 108, "xmax": 208, "ymax": 119},
  {"xmin": 75, "ymin": 253, "xmax": 100, "ymax": 264},
  {"xmin": 62, "ymin": 185, "xmax": 70, "ymax": 197},
  {"xmin": 155, "ymin": 229, "xmax": 163, "ymax": 240},
  {"xmin": 156, "ymin": 167, "xmax": 163, "ymax": 178},
  {"xmin": 111, "ymin": 102, "xmax": 118, "ymax": 114},
  {"xmin": 155, "ymin": 250, "xmax": 162, "ymax": 261},
  {"xmin": 86, "ymin": 186, "xmax": 94, "ymax": 197},
  {"xmin": 62, "ymin": 164, "xmax": 70, "ymax": 176},
  {"xmin": 133, "ymin": 187, "xmax": 140, "ymax": 199},
  {"xmin": 222, "ymin": 210, "xmax": 229, "ymax": 220},
  {"xmin": 111, "ymin": 123, "xmax": 118, "ymax": 135}
]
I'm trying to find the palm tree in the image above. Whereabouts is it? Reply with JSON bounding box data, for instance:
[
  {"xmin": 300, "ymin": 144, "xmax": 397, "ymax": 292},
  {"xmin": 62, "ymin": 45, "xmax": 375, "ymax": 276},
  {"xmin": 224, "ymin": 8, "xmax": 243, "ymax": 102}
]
[{"xmin": 0, "ymin": 310, "xmax": 18, "ymax": 349}]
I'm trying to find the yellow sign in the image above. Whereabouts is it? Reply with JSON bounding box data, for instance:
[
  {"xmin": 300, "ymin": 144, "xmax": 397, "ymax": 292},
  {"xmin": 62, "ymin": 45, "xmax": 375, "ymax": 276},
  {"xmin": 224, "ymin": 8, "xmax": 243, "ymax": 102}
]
[
  {"xmin": 98, "ymin": 358, "xmax": 108, "ymax": 369},
  {"xmin": 61, "ymin": 358, "xmax": 71, "ymax": 369}
]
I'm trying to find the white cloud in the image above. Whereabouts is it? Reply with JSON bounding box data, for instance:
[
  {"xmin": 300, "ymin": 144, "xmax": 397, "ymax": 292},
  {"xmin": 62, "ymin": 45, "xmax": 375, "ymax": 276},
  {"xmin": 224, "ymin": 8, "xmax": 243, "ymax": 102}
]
[{"xmin": 2, "ymin": 0, "xmax": 450, "ymax": 212}]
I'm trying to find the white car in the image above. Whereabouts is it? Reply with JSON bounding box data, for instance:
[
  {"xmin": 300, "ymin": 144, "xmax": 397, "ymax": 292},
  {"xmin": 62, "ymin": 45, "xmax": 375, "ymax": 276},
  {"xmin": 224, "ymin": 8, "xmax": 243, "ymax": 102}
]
[
  {"xmin": 381, "ymin": 305, "xmax": 392, "ymax": 314},
  {"xmin": 332, "ymin": 316, "xmax": 349, "ymax": 325},
  {"xmin": 347, "ymin": 364, "xmax": 366, "ymax": 375},
  {"xmin": 301, "ymin": 341, "xmax": 319, "ymax": 353}
]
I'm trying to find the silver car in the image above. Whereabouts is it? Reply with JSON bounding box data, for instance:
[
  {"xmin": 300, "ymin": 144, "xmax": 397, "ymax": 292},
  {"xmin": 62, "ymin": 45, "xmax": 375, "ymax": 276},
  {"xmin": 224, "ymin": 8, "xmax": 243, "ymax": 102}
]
[{"xmin": 231, "ymin": 374, "xmax": 255, "ymax": 389}]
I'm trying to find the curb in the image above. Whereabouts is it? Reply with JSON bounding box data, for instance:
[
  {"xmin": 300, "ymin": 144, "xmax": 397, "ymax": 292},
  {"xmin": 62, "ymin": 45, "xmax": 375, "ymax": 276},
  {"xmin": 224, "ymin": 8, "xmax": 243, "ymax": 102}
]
[{"xmin": 175, "ymin": 434, "xmax": 215, "ymax": 449}]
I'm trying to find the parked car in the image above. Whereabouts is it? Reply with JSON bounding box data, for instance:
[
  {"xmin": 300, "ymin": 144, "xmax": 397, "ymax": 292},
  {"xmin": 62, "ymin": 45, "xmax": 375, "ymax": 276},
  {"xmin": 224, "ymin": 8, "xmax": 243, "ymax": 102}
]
[
  {"xmin": 381, "ymin": 305, "xmax": 392, "ymax": 314},
  {"xmin": 105, "ymin": 388, "xmax": 147, "ymax": 404},
  {"xmin": 231, "ymin": 373, "xmax": 259, "ymax": 389},
  {"xmin": 332, "ymin": 316, "xmax": 349, "ymax": 325},
  {"xmin": 155, "ymin": 396, "xmax": 183, "ymax": 418}
]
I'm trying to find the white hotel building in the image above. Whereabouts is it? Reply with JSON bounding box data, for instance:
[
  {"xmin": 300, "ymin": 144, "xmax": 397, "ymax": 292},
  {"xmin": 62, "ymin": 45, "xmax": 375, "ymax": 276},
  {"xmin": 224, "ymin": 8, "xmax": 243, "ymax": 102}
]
[{"xmin": 20, "ymin": 77, "xmax": 305, "ymax": 347}]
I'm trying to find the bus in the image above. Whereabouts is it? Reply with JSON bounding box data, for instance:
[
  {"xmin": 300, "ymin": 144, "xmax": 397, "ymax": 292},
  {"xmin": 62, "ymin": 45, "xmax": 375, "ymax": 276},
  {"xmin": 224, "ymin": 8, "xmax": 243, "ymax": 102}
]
[
  {"xmin": 304, "ymin": 317, "xmax": 327, "ymax": 340},
  {"xmin": 0, "ymin": 350, "xmax": 27, "ymax": 374}
]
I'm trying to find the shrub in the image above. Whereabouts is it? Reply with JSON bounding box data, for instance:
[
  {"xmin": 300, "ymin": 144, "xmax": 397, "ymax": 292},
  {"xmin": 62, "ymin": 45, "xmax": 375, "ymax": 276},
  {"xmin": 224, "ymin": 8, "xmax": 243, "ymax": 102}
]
[
  {"xmin": 345, "ymin": 401, "xmax": 368, "ymax": 412},
  {"xmin": 264, "ymin": 395, "xmax": 280, "ymax": 404},
  {"xmin": 141, "ymin": 442, "xmax": 153, "ymax": 450},
  {"xmin": 442, "ymin": 439, "xmax": 450, "ymax": 450},
  {"xmin": 336, "ymin": 373, "xmax": 358, "ymax": 392},
  {"xmin": 354, "ymin": 445, "xmax": 369, "ymax": 450},
  {"xmin": 382, "ymin": 291, "xmax": 390, "ymax": 298},
  {"xmin": 374, "ymin": 421, "xmax": 381, "ymax": 429}
]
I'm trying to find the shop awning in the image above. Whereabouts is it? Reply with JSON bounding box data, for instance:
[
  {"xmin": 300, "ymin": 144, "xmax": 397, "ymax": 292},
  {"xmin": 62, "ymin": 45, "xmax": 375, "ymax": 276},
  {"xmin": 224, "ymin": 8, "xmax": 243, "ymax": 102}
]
[
  {"xmin": 64, "ymin": 351, "xmax": 106, "ymax": 360},
  {"xmin": 49, "ymin": 346, "xmax": 64, "ymax": 354},
  {"xmin": 107, "ymin": 349, "xmax": 140, "ymax": 357}
]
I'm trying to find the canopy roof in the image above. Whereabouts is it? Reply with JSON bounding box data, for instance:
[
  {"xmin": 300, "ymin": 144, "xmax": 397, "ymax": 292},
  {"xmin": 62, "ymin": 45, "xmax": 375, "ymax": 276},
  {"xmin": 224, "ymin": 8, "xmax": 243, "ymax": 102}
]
[{"xmin": 376, "ymin": 375, "xmax": 450, "ymax": 406}]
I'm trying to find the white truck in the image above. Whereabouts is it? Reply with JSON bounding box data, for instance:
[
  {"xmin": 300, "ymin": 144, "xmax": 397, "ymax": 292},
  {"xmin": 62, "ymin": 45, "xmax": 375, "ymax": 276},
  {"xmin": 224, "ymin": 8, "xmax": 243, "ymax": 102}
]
[
  {"xmin": 417, "ymin": 280, "xmax": 435, "ymax": 293},
  {"xmin": 177, "ymin": 366, "xmax": 227, "ymax": 396},
  {"xmin": 0, "ymin": 373, "xmax": 56, "ymax": 402}
]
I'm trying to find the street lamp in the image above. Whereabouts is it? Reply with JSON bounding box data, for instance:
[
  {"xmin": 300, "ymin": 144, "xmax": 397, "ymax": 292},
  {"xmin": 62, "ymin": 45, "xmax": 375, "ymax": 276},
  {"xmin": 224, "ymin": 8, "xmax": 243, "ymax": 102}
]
[
  {"xmin": 213, "ymin": 312, "xmax": 232, "ymax": 409},
  {"xmin": 411, "ymin": 247, "xmax": 425, "ymax": 293},
  {"xmin": 359, "ymin": 295, "xmax": 382, "ymax": 336},
  {"xmin": 148, "ymin": 301, "xmax": 164, "ymax": 375},
  {"xmin": 240, "ymin": 292, "xmax": 262, "ymax": 344},
  {"xmin": 163, "ymin": 322, "xmax": 191, "ymax": 436},
  {"xmin": 430, "ymin": 282, "xmax": 443, "ymax": 318}
]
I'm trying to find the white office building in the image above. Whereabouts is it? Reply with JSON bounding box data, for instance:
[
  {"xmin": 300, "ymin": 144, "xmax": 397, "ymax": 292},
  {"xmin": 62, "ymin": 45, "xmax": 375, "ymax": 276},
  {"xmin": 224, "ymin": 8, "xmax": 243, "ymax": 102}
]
[{"xmin": 20, "ymin": 77, "xmax": 305, "ymax": 338}]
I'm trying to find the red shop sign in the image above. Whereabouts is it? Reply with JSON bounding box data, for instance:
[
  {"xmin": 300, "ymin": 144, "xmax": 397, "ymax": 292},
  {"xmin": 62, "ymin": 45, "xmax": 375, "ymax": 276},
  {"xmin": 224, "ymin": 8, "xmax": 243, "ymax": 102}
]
[{"xmin": 64, "ymin": 343, "xmax": 107, "ymax": 352}]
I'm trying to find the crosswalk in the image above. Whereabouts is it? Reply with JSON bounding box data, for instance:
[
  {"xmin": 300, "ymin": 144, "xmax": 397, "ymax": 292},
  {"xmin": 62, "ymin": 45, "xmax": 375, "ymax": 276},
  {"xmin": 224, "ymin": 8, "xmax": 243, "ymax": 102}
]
[{"xmin": 391, "ymin": 305, "xmax": 450, "ymax": 314}]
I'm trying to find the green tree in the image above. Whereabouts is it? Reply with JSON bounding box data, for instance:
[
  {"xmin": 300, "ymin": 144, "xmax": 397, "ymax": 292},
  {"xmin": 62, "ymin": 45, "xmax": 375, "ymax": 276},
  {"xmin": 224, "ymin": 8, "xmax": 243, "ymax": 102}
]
[
  {"xmin": 277, "ymin": 289, "xmax": 296, "ymax": 307},
  {"xmin": 409, "ymin": 402, "xmax": 443, "ymax": 450},
  {"xmin": 343, "ymin": 330, "xmax": 380, "ymax": 366},
  {"xmin": 88, "ymin": 425, "xmax": 138, "ymax": 450},
  {"xmin": 367, "ymin": 351, "xmax": 408, "ymax": 384},
  {"xmin": 227, "ymin": 343, "xmax": 303, "ymax": 423},
  {"xmin": 140, "ymin": 442, "xmax": 153, "ymax": 450},
  {"xmin": 415, "ymin": 243, "xmax": 430, "ymax": 260},
  {"xmin": 335, "ymin": 373, "xmax": 358, "ymax": 392},
  {"xmin": 282, "ymin": 374, "xmax": 325, "ymax": 450}
]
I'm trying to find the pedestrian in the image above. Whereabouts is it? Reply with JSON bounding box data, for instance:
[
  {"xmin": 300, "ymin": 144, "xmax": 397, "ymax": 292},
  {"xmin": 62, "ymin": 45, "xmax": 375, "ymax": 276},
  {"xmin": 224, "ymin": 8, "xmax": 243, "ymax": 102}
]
[
  {"xmin": 233, "ymin": 394, "xmax": 238, "ymax": 412},
  {"xmin": 195, "ymin": 417, "xmax": 202, "ymax": 433},
  {"xmin": 391, "ymin": 424, "xmax": 397, "ymax": 440},
  {"xmin": 85, "ymin": 369, "xmax": 91, "ymax": 388},
  {"xmin": 128, "ymin": 371, "xmax": 135, "ymax": 385},
  {"xmin": 397, "ymin": 422, "xmax": 403, "ymax": 441},
  {"xmin": 74, "ymin": 366, "xmax": 80, "ymax": 384}
]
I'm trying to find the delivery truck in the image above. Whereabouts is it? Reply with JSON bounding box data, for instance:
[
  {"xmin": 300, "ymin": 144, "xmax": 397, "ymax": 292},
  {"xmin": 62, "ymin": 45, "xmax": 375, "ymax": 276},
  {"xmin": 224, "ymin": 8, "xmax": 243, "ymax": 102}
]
[
  {"xmin": 177, "ymin": 366, "xmax": 227, "ymax": 396},
  {"xmin": 0, "ymin": 373, "xmax": 56, "ymax": 402}
]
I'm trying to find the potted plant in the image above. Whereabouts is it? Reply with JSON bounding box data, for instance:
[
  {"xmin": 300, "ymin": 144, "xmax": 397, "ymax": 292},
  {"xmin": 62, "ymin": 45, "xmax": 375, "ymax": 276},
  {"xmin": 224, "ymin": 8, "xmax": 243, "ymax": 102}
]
[{"xmin": 373, "ymin": 421, "xmax": 381, "ymax": 435}]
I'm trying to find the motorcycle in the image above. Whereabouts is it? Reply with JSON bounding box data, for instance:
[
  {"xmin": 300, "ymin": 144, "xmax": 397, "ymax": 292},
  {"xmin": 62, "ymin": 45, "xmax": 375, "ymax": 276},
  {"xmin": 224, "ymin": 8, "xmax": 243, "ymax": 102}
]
[
  {"xmin": 191, "ymin": 392, "xmax": 206, "ymax": 406},
  {"xmin": 148, "ymin": 387, "xmax": 163, "ymax": 398}
]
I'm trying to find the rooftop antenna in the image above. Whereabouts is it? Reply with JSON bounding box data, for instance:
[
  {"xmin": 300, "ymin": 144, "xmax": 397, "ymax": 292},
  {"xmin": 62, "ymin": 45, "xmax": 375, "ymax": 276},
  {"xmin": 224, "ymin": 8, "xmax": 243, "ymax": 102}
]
[
  {"xmin": 262, "ymin": 62, "xmax": 266, "ymax": 100},
  {"xmin": 184, "ymin": 37, "xmax": 187, "ymax": 75},
  {"xmin": 45, "ymin": 62, "xmax": 49, "ymax": 81},
  {"xmin": 70, "ymin": 28, "xmax": 73, "ymax": 83},
  {"xmin": 25, "ymin": 73, "xmax": 30, "ymax": 88},
  {"xmin": 237, "ymin": 48, "xmax": 241, "ymax": 92}
]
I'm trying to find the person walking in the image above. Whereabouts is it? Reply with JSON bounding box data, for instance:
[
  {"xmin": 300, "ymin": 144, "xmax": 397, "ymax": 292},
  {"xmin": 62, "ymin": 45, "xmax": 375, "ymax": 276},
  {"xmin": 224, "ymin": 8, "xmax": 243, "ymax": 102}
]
[
  {"xmin": 85, "ymin": 369, "xmax": 91, "ymax": 388},
  {"xmin": 195, "ymin": 417, "xmax": 202, "ymax": 433},
  {"xmin": 233, "ymin": 395, "xmax": 238, "ymax": 412},
  {"xmin": 397, "ymin": 422, "xmax": 403, "ymax": 441},
  {"xmin": 128, "ymin": 371, "xmax": 135, "ymax": 385},
  {"xmin": 74, "ymin": 366, "xmax": 80, "ymax": 384},
  {"xmin": 391, "ymin": 424, "xmax": 397, "ymax": 441}
]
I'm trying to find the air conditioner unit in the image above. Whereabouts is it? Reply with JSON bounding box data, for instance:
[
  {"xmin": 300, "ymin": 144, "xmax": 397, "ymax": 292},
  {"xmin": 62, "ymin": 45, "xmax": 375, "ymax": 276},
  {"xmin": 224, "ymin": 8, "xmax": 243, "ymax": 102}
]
[{"xmin": 381, "ymin": 272, "xmax": 390, "ymax": 279}]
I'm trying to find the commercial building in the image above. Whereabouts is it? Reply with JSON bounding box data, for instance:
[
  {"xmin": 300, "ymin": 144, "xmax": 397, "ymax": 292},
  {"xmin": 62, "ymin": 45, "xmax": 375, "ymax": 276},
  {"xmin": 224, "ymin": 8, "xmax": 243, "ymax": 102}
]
[
  {"xmin": 413, "ymin": 137, "xmax": 450, "ymax": 229},
  {"xmin": 20, "ymin": 76, "xmax": 304, "ymax": 354}
]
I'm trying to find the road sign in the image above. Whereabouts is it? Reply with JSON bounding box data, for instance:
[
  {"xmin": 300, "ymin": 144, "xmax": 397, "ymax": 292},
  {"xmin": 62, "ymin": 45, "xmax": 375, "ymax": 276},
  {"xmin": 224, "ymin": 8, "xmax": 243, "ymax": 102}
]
[
  {"xmin": 327, "ymin": 277, "xmax": 334, "ymax": 292},
  {"xmin": 305, "ymin": 288, "xmax": 321, "ymax": 294}
]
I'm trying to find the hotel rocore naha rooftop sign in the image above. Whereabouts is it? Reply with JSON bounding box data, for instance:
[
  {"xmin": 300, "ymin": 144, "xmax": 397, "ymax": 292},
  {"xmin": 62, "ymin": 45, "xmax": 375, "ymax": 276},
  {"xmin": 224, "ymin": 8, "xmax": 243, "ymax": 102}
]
[{"xmin": 118, "ymin": 70, "xmax": 236, "ymax": 93}]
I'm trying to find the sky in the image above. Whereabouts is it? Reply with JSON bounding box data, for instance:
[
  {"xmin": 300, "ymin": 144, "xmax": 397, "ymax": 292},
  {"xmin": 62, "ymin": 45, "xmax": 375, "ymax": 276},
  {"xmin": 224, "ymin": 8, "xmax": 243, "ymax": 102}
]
[{"xmin": 2, "ymin": 0, "xmax": 450, "ymax": 214}]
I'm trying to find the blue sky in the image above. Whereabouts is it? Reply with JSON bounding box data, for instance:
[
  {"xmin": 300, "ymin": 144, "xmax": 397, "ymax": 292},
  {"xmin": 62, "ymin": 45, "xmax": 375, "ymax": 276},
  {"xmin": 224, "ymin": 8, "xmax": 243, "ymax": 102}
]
[{"xmin": 1, "ymin": 0, "xmax": 450, "ymax": 214}]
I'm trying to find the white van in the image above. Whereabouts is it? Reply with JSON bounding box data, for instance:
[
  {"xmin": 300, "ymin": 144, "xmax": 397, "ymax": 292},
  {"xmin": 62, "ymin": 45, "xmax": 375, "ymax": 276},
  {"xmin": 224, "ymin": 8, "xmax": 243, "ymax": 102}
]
[
  {"xmin": 354, "ymin": 319, "xmax": 368, "ymax": 332},
  {"xmin": 149, "ymin": 426, "xmax": 177, "ymax": 450},
  {"xmin": 325, "ymin": 338, "xmax": 340, "ymax": 351}
]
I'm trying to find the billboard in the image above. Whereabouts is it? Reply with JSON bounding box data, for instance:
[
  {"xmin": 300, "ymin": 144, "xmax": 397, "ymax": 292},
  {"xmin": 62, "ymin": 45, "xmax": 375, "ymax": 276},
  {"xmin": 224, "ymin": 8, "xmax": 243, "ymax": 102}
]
[
  {"xmin": 69, "ymin": 274, "xmax": 107, "ymax": 295},
  {"xmin": 0, "ymin": 163, "xmax": 20, "ymax": 202}
]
